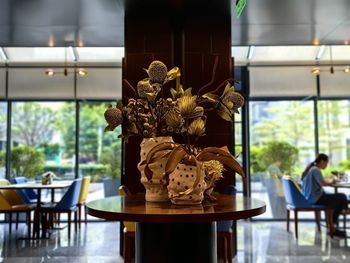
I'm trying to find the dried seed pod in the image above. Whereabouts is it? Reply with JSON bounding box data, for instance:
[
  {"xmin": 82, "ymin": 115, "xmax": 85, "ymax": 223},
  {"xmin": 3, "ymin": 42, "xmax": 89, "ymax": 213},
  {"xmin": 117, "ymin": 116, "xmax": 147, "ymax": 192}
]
[
  {"xmin": 104, "ymin": 106, "xmax": 123, "ymax": 131},
  {"xmin": 137, "ymin": 80, "xmax": 154, "ymax": 98},
  {"xmin": 147, "ymin": 60, "xmax": 168, "ymax": 83}
]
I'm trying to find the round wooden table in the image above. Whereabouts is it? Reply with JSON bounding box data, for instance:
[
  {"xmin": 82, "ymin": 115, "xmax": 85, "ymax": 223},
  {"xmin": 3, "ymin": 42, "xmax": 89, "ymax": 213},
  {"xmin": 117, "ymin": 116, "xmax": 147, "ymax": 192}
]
[{"xmin": 87, "ymin": 194, "xmax": 266, "ymax": 263}]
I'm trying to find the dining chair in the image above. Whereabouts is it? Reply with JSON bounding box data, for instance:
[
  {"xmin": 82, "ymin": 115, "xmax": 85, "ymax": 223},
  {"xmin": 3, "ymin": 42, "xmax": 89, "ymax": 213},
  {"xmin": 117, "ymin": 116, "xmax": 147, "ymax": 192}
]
[
  {"xmin": 0, "ymin": 184, "xmax": 35, "ymax": 238},
  {"xmin": 0, "ymin": 179, "xmax": 28, "ymax": 231},
  {"xmin": 11, "ymin": 176, "xmax": 38, "ymax": 204},
  {"xmin": 78, "ymin": 176, "xmax": 91, "ymax": 228},
  {"xmin": 217, "ymin": 185, "xmax": 236, "ymax": 263},
  {"xmin": 119, "ymin": 185, "xmax": 136, "ymax": 263},
  {"xmin": 40, "ymin": 178, "xmax": 82, "ymax": 239},
  {"xmin": 282, "ymin": 175, "xmax": 334, "ymax": 239}
]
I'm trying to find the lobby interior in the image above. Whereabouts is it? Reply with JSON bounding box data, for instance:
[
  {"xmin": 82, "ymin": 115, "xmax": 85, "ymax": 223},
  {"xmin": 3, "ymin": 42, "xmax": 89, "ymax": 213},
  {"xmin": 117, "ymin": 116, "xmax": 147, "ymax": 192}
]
[{"xmin": 1, "ymin": 0, "xmax": 350, "ymax": 262}]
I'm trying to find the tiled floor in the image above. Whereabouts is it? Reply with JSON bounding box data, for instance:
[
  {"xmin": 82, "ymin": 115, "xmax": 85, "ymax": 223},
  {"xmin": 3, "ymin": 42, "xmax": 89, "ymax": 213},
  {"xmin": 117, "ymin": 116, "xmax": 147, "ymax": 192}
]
[{"xmin": 0, "ymin": 220, "xmax": 349, "ymax": 262}]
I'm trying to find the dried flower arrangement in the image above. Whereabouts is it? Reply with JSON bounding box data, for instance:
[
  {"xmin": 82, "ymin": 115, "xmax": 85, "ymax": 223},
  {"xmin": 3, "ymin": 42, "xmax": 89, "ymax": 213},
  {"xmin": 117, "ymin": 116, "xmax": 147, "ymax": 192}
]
[{"xmin": 104, "ymin": 58, "xmax": 246, "ymax": 203}]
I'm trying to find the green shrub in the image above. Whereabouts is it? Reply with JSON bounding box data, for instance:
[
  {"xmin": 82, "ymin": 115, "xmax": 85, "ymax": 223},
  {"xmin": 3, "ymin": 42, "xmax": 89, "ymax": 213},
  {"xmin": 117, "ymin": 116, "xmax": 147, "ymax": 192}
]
[
  {"xmin": 259, "ymin": 141, "xmax": 299, "ymax": 174},
  {"xmin": 10, "ymin": 146, "xmax": 45, "ymax": 178}
]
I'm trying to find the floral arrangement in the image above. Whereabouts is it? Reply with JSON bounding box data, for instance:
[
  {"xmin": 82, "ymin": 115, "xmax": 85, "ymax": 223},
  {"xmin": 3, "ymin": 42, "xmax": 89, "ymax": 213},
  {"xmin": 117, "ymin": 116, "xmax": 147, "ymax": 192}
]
[
  {"xmin": 104, "ymin": 59, "xmax": 246, "ymax": 202},
  {"xmin": 41, "ymin": 171, "xmax": 56, "ymax": 185}
]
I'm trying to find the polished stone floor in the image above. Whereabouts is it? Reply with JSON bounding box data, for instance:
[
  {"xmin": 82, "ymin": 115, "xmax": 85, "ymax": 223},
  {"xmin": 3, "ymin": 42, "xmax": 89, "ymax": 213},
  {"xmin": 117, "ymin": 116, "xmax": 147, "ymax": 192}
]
[{"xmin": 0, "ymin": 220, "xmax": 349, "ymax": 262}]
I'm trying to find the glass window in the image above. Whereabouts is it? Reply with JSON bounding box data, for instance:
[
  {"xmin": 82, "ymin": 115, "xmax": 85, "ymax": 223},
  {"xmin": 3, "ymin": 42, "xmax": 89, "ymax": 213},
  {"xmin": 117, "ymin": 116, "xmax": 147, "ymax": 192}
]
[
  {"xmin": 0, "ymin": 68, "xmax": 5, "ymax": 98},
  {"xmin": 249, "ymin": 100, "xmax": 315, "ymax": 219},
  {"xmin": 318, "ymin": 100, "xmax": 350, "ymax": 167},
  {"xmin": 79, "ymin": 101, "xmax": 122, "ymax": 201},
  {"xmin": 0, "ymin": 102, "xmax": 7, "ymax": 179},
  {"xmin": 11, "ymin": 102, "xmax": 75, "ymax": 180}
]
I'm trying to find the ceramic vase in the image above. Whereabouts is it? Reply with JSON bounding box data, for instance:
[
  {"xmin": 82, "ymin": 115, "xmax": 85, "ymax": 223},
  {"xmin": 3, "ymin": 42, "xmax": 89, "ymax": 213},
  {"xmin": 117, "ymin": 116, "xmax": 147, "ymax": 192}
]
[
  {"xmin": 167, "ymin": 163, "xmax": 207, "ymax": 205},
  {"xmin": 138, "ymin": 136, "xmax": 174, "ymax": 202}
]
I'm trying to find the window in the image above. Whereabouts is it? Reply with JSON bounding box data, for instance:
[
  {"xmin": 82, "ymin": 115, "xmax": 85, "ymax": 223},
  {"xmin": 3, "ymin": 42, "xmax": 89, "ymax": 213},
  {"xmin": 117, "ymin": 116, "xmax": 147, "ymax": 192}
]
[
  {"xmin": 0, "ymin": 102, "xmax": 7, "ymax": 178},
  {"xmin": 249, "ymin": 100, "xmax": 315, "ymax": 219},
  {"xmin": 79, "ymin": 101, "xmax": 122, "ymax": 200},
  {"xmin": 11, "ymin": 102, "xmax": 75, "ymax": 180}
]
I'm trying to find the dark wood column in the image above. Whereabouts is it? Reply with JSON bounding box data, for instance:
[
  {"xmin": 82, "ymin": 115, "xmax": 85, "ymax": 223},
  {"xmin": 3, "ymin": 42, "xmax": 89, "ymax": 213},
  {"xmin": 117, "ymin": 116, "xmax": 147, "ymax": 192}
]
[
  {"xmin": 123, "ymin": 0, "xmax": 233, "ymax": 193},
  {"xmin": 123, "ymin": 2, "xmax": 235, "ymax": 259}
]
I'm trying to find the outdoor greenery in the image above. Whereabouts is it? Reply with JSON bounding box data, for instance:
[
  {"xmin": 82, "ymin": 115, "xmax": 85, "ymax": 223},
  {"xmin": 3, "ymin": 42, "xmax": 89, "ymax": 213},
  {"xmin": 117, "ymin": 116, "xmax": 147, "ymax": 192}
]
[
  {"xmin": 250, "ymin": 141, "xmax": 298, "ymax": 175},
  {"xmin": 1, "ymin": 99, "xmax": 350, "ymax": 183},
  {"xmin": 8, "ymin": 146, "xmax": 45, "ymax": 178},
  {"xmin": 250, "ymin": 100, "xmax": 350, "ymax": 177},
  {"xmin": 0, "ymin": 102, "xmax": 122, "ymax": 182}
]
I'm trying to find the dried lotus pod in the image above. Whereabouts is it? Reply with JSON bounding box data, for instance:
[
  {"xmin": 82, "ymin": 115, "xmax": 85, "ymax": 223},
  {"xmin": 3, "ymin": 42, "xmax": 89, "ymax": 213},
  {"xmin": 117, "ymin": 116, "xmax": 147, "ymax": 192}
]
[
  {"xmin": 104, "ymin": 106, "xmax": 123, "ymax": 131},
  {"xmin": 137, "ymin": 80, "xmax": 154, "ymax": 98},
  {"xmin": 147, "ymin": 60, "xmax": 168, "ymax": 83}
]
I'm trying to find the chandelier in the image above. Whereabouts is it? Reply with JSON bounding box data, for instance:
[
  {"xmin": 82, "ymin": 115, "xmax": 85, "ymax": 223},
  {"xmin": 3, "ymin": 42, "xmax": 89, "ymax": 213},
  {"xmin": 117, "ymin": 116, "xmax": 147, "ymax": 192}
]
[
  {"xmin": 45, "ymin": 46, "xmax": 87, "ymax": 77},
  {"xmin": 311, "ymin": 45, "xmax": 350, "ymax": 75}
]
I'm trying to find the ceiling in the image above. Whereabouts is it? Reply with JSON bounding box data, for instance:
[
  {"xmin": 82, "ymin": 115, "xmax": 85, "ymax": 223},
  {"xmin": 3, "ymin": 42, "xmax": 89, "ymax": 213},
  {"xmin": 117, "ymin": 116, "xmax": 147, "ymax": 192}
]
[{"xmin": 0, "ymin": 0, "xmax": 350, "ymax": 47}]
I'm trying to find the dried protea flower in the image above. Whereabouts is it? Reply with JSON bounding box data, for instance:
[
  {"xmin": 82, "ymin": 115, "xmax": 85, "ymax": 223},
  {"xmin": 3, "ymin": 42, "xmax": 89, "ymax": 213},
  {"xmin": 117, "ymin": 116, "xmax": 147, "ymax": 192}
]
[
  {"xmin": 165, "ymin": 108, "xmax": 183, "ymax": 128},
  {"xmin": 104, "ymin": 105, "xmax": 123, "ymax": 131},
  {"xmin": 137, "ymin": 80, "xmax": 154, "ymax": 99},
  {"xmin": 188, "ymin": 118, "xmax": 206, "ymax": 137},
  {"xmin": 147, "ymin": 60, "xmax": 168, "ymax": 83},
  {"xmin": 177, "ymin": 95, "xmax": 197, "ymax": 118},
  {"xmin": 204, "ymin": 160, "xmax": 224, "ymax": 183}
]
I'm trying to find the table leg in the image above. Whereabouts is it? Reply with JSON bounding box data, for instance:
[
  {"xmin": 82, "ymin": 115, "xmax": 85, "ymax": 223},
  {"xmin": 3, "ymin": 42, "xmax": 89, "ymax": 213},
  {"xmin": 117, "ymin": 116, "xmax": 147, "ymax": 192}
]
[
  {"xmin": 33, "ymin": 189, "xmax": 42, "ymax": 238},
  {"xmin": 136, "ymin": 222, "xmax": 217, "ymax": 263}
]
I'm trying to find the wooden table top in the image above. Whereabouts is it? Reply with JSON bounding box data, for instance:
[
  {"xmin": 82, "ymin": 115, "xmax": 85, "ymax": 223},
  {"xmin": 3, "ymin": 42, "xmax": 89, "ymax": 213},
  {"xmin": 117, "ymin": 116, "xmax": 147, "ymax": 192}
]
[{"xmin": 86, "ymin": 194, "xmax": 266, "ymax": 223}]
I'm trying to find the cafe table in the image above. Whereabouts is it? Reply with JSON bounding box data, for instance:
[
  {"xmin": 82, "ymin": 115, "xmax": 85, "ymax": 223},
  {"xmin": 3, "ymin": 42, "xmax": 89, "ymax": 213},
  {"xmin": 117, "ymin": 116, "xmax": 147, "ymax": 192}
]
[
  {"xmin": 87, "ymin": 194, "xmax": 266, "ymax": 263},
  {"xmin": 0, "ymin": 180, "xmax": 73, "ymax": 238},
  {"xmin": 332, "ymin": 182, "xmax": 350, "ymax": 193}
]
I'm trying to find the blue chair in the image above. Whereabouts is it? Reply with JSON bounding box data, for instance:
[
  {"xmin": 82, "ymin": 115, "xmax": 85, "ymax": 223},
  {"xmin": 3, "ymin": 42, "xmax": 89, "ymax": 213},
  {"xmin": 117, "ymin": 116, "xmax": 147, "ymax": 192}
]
[
  {"xmin": 282, "ymin": 176, "xmax": 334, "ymax": 239},
  {"xmin": 217, "ymin": 185, "xmax": 236, "ymax": 263},
  {"xmin": 11, "ymin": 177, "xmax": 38, "ymax": 204},
  {"xmin": 40, "ymin": 178, "xmax": 82, "ymax": 239}
]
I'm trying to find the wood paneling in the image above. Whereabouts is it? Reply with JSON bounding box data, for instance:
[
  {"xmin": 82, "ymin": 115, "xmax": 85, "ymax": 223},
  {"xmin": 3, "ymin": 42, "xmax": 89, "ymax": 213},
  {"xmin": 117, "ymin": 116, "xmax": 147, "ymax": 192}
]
[{"xmin": 123, "ymin": 0, "xmax": 234, "ymax": 193}]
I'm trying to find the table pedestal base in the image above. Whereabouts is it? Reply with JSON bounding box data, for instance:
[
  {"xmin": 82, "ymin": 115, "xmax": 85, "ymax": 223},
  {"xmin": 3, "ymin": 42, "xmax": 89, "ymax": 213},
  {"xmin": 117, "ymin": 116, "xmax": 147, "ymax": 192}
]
[{"xmin": 136, "ymin": 222, "xmax": 217, "ymax": 263}]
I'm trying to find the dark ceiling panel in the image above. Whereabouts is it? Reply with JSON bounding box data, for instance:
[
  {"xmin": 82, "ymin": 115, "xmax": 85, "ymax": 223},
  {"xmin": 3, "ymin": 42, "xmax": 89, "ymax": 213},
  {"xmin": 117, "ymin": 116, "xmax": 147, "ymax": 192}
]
[
  {"xmin": 232, "ymin": 0, "xmax": 350, "ymax": 45},
  {"xmin": 0, "ymin": 0, "xmax": 124, "ymax": 47},
  {"xmin": 0, "ymin": 0, "xmax": 349, "ymax": 47}
]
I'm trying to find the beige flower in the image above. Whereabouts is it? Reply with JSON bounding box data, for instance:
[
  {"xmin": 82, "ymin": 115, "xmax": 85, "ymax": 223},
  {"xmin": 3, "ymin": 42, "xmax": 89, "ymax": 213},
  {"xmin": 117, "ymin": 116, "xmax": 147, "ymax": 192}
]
[
  {"xmin": 177, "ymin": 95, "xmax": 197, "ymax": 118},
  {"xmin": 165, "ymin": 109, "xmax": 183, "ymax": 128},
  {"xmin": 188, "ymin": 118, "xmax": 206, "ymax": 137},
  {"xmin": 204, "ymin": 160, "xmax": 224, "ymax": 182}
]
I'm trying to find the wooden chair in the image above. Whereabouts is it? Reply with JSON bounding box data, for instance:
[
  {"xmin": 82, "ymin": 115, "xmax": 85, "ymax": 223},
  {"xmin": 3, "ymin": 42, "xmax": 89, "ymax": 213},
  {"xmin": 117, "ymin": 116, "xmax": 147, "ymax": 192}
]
[
  {"xmin": 119, "ymin": 185, "xmax": 136, "ymax": 263},
  {"xmin": 78, "ymin": 176, "xmax": 91, "ymax": 228},
  {"xmin": 282, "ymin": 176, "xmax": 334, "ymax": 239}
]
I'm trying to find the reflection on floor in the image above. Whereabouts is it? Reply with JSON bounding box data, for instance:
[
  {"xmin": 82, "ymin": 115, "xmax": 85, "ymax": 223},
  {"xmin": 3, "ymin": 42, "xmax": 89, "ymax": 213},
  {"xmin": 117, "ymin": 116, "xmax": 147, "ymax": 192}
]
[{"xmin": 0, "ymin": 221, "xmax": 349, "ymax": 262}]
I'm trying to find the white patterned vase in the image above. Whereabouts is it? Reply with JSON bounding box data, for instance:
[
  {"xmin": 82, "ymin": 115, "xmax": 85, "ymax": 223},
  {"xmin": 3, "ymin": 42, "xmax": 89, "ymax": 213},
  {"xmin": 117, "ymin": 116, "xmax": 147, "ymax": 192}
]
[
  {"xmin": 138, "ymin": 136, "xmax": 174, "ymax": 202},
  {"xmin": 167, "ymin": 163, "xmax": 207, "ymax": 205}
]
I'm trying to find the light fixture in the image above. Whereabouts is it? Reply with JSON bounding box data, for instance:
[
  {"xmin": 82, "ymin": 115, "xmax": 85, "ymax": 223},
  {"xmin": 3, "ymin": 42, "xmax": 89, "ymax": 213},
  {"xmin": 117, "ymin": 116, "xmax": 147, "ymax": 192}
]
[
  {"xmin": 311, "ymin": 45, "xmax": 350, "ymax": 76},
  {"xmin": 311, "ymin": 67, "xmax": 320, "ymax": 75},
  {"xmin": 45, "ymin": 46, "xmax": 87, "ymax": 77},
  {"xmin": 45, "ymin": 69, "xmax": 55, "ymax": 77}
]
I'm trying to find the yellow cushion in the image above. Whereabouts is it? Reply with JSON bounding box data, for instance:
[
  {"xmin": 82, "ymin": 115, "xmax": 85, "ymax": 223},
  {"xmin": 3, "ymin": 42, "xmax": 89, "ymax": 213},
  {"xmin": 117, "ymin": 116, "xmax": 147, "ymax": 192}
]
[
  {"xmin": 79, "ymin": 176, "xmax": 91, "ymax": 204},
  {"xmin": 0, "ymin": 179, "xmax": 24, "ymax": 205},
  {"xmin": 283, "ymin": 175, "xmax": 302, "ymax": 192}
]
